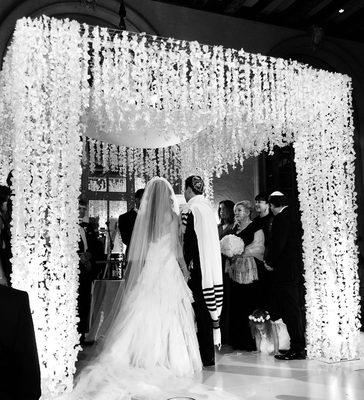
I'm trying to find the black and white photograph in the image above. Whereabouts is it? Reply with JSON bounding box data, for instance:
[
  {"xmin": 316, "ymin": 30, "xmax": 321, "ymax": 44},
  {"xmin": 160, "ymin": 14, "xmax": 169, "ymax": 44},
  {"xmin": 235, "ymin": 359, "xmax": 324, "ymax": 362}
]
[{"xmin": 0, "ymin": 1, "xmax": 364, "ymax": 399}]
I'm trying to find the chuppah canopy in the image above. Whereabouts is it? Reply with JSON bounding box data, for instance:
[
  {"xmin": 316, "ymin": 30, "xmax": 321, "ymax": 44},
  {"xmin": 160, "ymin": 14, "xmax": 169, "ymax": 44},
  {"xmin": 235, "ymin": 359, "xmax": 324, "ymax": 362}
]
[{"xmin": 0, "ymin": 16, "xmax": 360, "ymax": 398}]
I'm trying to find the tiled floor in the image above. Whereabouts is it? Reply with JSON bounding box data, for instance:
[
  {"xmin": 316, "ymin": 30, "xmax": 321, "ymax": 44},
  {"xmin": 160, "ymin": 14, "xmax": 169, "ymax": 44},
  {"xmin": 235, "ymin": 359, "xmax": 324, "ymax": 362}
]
[{"xmin": 199, "ymin": 333, "xmax": 364, "ymax": 400}]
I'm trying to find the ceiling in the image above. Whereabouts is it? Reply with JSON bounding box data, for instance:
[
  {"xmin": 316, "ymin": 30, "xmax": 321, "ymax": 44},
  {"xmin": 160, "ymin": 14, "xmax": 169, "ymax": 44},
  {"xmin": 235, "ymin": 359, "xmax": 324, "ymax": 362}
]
[{"xmin": 153, "ymin": 0, "xmax": 364, "ymax": 43}]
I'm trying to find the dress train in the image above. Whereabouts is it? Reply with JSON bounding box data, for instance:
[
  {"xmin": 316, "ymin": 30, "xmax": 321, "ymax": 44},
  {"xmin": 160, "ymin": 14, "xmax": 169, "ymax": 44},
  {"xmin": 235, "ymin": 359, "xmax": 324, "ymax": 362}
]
[{"xmin": 64, "ymin": 233, "xmax": 239, "ymax": 399}]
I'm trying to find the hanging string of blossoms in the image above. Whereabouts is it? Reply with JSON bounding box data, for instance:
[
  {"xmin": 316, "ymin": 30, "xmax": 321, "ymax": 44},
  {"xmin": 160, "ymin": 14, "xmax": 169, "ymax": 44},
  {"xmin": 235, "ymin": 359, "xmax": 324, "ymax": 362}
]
[
  {"xmin": 77, "ymin": 23, "xmax": 321, "ymax": 182},
  {"xmin": 0, "ymin": 16, "xmax": 360, "ymax": 399},
  {"xmin": 82, "ymin": 137, "xmax": 181, "ymax": 184},
  {"xmin": 3, "ymin": 17, "xmax": 89, "ymax": 396},
  {"xmin": 0, "ymin": 52, "xmax": 14, "ymax": 183},
  {"xmin": 294, "ymin": 68, "xmax": 360, "ymax": 362}
]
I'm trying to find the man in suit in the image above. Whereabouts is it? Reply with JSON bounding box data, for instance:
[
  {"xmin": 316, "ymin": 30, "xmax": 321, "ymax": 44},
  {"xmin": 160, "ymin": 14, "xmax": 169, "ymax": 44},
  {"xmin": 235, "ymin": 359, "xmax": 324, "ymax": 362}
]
[
  {"xmin": 0, "ymin": 285, "xmax": 41, "ymax": 400},
  {"xmin": 118, "ymin": 189, "xmax": 144, "ymax": 259},
  {"xmin": 252, "ymin": 192, "xmax": 274, "ymax": 309},
  {"xmin": 265, "ymin": 191, "xmax": 306, "ymax": 360},
  {"xmin": 182, "ymin": 176, "xmax": 223, "ymax": 366}
]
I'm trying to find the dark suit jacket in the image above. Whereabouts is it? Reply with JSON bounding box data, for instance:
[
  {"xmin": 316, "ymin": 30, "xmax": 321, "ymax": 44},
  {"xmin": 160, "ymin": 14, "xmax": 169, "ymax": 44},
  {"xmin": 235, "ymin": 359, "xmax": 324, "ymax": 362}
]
[
  {"xmin": 182, "ymin": 212, "xmax": 203, "ymax": 296},
  {"xmin": 118, "ymin": 209, "xmax": 137, "ymax": 248},
  {"xmin": 265, "ymin": 207, "xmax": 302, "ymax": 285},
  {"xmin": 0, "ymin": 286, "xmax": 41, "ymax": 400}
]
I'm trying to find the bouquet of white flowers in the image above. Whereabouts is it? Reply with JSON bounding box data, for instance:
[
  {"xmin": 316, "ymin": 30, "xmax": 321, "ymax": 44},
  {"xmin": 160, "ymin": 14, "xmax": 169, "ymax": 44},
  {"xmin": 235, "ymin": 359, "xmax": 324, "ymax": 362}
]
[{"xmin": 220, "ymin": 234, "xmax": 245, "ymax": 258}]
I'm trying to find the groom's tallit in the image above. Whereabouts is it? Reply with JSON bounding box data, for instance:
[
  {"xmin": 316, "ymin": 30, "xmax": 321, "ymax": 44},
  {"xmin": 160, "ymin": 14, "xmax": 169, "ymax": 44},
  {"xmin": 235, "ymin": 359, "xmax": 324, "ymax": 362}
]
[{"xmin": 185, "ymin": 195, "xmax": 223, "ymax": 345}]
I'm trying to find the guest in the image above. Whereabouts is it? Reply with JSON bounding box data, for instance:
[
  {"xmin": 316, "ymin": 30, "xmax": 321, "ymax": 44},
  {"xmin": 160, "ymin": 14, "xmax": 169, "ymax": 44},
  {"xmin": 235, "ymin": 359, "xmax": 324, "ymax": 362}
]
[
  {"xmin": 217, "ymin": 199, "xmax": 235, "ymax": 344},
  {"xmin": 0, "ymin": 285, "xmax": 41, "ymax": 400},
  {"xmin": 252, "ymin": 192, "xmax": 274, "ymax": 308},
  {"xmin": 249, "ymin": 309, "xmax": 290, "ymax": 355},
  {"xmin": 218, "ymin": 200, "xmax": 235, "ymax": 239},
  {"xmin": 85, "ymin": 217, "xmax": 105, "ymax": 280},
  {"xmin": 265, "ymin": 191, "xmax": 306, "ymax": 360},
  {"xmin": 248, "ymin": 309, "xmax": 278, "ymax": 355},
  {"xmin": 0, "ymin": 185, "xmax": 11, "ymax": 286},
  {"xmin": 253, "ymin": 192, "xmax": 273, "ymax": 248},
  {"xmin": 227, "ymin": 200, "xmax": 265, "ymax": 350},
  {"xmin": 77, "ymin": 199, "xmax": 93, "ymax": 344},
  {"xmin": 118, "ymin": 188, "xmax": 144, "ymax": 259}
]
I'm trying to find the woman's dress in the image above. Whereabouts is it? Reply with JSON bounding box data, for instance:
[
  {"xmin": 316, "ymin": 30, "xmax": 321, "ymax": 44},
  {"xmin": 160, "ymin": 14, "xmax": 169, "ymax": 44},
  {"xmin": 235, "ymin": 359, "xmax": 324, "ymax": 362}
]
[
  {"xmin": 69, "ymin": 232, "xmax": 202, "ymax": 400},
  {"xmin": 228, "ymin": 223, "xmax": 264, "ymax": 351},
  {"xmin": 218, "ymin": 223, "xmax": 234, "ymax": 345}
]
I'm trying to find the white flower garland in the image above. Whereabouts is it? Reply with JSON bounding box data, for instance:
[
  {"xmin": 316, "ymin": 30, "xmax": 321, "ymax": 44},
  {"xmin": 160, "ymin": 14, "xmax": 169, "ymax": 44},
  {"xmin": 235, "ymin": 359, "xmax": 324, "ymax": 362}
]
[
  {"xmin": 294, "ymin": 69, "xmax": 360, "ymax": 361},
  {"xmin": 0, "ymin": 48, "xmax": 14, "ymax": 183},
  {"xmin": 2, "ymin": 17, "xmax": 88, "ymax": 396},
  {"xmin": 0, "ymin": 15, "xmax": 360, "ymax": 398}
]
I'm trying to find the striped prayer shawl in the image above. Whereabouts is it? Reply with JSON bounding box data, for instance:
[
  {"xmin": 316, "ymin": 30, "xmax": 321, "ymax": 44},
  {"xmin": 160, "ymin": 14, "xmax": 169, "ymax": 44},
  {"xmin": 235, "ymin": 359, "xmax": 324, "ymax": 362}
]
[{"xmin": 185, "ymin": 195, "xmax": 223, "ymax": 345}]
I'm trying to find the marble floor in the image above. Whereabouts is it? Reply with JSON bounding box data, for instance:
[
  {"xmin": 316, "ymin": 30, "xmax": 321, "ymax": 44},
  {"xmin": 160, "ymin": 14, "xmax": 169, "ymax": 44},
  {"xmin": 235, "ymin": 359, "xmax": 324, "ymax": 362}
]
[
  {"xmin": 200, "ymin": 333, "xmax": 364, "ymax": 400},
  {"xmin": 77, "ymin": 333, "xmax": 364, "ymax": 400}
]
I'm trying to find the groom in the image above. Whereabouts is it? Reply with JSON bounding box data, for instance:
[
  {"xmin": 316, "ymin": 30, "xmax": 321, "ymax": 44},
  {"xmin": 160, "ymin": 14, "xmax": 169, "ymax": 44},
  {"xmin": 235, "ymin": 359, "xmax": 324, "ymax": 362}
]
[{"xmin": 182, "ymin": 176, "xmax": 223, "ymax": 367}]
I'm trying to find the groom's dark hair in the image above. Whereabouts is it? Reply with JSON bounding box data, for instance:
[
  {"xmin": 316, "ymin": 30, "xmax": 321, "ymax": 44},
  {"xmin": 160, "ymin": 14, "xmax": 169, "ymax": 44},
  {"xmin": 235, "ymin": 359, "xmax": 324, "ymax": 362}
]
[
  {"xmin": 268, "ymin": 193, "xmax": 288, "ymax": 208},
  {"xmin": 185, "ymin": 176, "xmax": 204, "ymax": 195},
  {"xmin": 135, "ymin": 189, "xmax": 144, "ymax": 199}
]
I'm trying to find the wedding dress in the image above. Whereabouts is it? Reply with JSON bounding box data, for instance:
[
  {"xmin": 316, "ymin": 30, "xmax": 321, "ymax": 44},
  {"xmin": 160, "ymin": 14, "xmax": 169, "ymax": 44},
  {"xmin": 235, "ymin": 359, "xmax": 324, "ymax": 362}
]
[{"xmin": 67, "ymin": 177, "xmax": 238, "ymax": 400}]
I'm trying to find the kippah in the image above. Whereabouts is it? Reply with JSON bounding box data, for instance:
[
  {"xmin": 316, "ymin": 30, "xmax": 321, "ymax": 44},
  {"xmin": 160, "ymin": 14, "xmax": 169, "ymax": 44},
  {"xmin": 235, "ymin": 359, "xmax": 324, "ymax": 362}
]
[{"xmin": 270, "ymin": 191, "xmax": 284, "ymax": 197}]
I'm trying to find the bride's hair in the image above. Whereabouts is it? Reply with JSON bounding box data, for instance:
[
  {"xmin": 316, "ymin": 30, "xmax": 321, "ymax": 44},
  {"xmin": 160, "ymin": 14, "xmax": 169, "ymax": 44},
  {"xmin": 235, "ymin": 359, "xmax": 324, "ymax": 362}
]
[
  {"xmin": 249, "ymin": 309, "xmax": 274, "ymax": 343},
  {"xmin": 139, "ymin": 177, "xmax": 178, "ymax": 243},
  {"xmin": 95, "ymin": 177, "xmax": 180, "ymax": 348}
]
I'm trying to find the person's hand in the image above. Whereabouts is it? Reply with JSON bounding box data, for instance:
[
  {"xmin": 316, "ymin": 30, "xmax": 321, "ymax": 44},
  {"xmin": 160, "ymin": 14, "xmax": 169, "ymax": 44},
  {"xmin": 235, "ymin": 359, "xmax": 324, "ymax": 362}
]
[
  {"xmin": 264, "ymin": 262, "xmax": 273, "ymax": 271},
  {"xmin": 181, "ymin": 267, "xmax": 191, "ymax": 282}
]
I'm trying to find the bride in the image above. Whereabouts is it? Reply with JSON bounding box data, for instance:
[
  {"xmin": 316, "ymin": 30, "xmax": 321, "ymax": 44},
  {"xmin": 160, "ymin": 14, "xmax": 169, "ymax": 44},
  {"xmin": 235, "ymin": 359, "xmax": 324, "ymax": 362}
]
[
  {"xmin": 69, "ymin": 177, "xmax": 239, "ymax": 400},
  {"xmin": 70, "ymin": 177, "xmax": 203, "ymax": 399}
]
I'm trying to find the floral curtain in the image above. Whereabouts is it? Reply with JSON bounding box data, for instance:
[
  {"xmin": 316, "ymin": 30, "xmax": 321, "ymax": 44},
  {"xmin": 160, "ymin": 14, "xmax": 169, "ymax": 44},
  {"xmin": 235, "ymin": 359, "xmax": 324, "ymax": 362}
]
[{"xmin": 0, "ymin": 15, "xmax": 360, "ymax": 397}]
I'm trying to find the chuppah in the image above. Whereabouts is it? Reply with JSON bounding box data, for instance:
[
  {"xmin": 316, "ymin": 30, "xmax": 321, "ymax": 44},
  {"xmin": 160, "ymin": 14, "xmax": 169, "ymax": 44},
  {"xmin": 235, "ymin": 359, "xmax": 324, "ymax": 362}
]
[{"xmin": 0, "ymin": 16, "xmax": 360, "ymax": 398}]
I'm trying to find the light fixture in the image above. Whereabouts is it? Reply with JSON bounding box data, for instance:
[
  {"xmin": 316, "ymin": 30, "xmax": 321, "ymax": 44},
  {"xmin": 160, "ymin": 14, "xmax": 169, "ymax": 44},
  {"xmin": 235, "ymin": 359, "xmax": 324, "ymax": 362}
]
[{"xmin": 339, "ymin": 9, "xmax": 344, "ymax": 13}]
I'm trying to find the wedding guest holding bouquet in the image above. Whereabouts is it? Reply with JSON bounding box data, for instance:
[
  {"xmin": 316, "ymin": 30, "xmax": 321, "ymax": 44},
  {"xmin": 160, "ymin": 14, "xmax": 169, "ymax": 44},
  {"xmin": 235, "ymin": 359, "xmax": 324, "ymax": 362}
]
[
  {"xmin": 217, "ymin": 199, "xmax": 235, "ymax": 344},
  {"xmin": 223, "ymin": 200, "xmax": 265, "ymax": 350}
]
